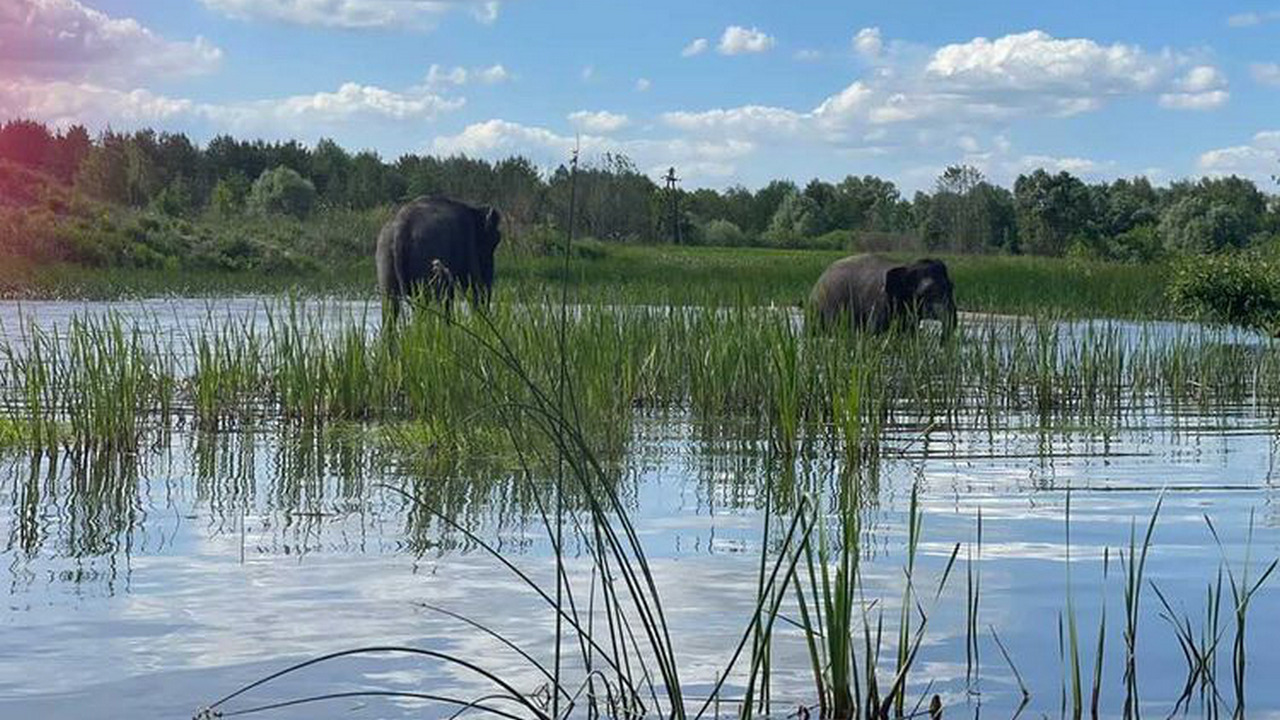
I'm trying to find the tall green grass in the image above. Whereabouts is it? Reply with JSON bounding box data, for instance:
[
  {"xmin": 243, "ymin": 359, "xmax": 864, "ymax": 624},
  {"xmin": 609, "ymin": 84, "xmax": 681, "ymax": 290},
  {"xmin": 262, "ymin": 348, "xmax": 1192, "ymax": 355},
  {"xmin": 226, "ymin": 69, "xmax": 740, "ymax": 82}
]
[
  {"xmin": 3, "ymin": 300, "xmax": 1279, "ymax": 459},
  {"xmin": 5, "ymin": 246, "xmax": 1168, "ymax": 319}
]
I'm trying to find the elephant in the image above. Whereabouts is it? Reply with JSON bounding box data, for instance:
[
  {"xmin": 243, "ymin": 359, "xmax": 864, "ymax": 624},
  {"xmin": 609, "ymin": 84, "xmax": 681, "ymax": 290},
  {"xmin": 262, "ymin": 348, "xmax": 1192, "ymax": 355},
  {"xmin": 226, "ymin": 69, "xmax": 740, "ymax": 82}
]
[
  {"xmin": 808, "ymin": 254, "xmax": 957, "ymax": 336},
  {"xmin": 375, "ymin": 196, "xmax": 501, "ymax": 322}
]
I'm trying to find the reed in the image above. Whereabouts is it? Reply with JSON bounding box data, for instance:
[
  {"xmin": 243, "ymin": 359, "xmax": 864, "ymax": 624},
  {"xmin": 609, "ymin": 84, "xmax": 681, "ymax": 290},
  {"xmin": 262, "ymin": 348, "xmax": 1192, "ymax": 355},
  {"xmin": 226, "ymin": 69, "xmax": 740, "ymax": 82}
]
[{"xmin": 4, "ymin": 300, "xmax": 1278, "ymax": 461}]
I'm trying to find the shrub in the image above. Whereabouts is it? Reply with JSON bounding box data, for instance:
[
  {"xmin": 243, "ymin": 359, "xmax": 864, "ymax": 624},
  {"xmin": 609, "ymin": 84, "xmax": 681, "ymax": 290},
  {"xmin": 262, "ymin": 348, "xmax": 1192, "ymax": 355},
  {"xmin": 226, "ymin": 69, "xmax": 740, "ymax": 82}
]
[
  {"xmin": 210, "ymin": 173, "xmax": 250, "ymax": 217},
  {"xmin": 702, "ymin": 218, "xmax": 746, "ymax": 247},
  {"xmin": 852, "ymin": 231, "xmax": 921, "ymax": 253},
  {"xmin": 1167, "ymin": 251, "xmax": 1280, "ymax": 335},
  {"xmin": 1068, "ymin": 225, "xmax": 1164, "ymax": 264},
  {"xmin": 503, "ymin": 224, "xmax": 608, "ymax": 260},
  {"xmin": 150, "ymin": 177, "xmax": 195, "ymax": 218},
  {"xmin": 248, "ymin": 166, "xmax": 316, "ymax": 218},
  {"xmin": 807, "ymin": 229, "xmax": 851, "ymax": 251}
]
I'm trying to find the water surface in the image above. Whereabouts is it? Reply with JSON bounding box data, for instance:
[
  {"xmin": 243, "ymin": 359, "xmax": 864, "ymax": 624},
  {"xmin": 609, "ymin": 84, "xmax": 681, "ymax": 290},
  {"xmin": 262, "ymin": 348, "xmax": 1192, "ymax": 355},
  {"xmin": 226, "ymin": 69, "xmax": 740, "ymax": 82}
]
[{"xmin": 1, "ymin": 299, "xmax": 1277, "ymax": 719}]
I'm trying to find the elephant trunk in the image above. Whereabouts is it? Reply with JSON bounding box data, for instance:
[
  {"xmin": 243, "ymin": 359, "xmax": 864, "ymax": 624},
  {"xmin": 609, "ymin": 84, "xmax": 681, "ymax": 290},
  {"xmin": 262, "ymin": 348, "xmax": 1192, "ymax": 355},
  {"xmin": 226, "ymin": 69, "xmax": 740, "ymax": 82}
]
[{"xmin": 935, "ymin": 298, "xmax": 958, "ymax": 339}]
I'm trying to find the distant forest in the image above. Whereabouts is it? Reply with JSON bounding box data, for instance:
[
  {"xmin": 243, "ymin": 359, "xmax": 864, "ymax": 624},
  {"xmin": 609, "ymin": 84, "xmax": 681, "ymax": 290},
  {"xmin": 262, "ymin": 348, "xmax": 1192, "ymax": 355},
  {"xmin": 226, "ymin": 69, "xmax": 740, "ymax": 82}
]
[{"xmin": 1, "ymin": 118, "xmax": 1278, "ymax": 269}]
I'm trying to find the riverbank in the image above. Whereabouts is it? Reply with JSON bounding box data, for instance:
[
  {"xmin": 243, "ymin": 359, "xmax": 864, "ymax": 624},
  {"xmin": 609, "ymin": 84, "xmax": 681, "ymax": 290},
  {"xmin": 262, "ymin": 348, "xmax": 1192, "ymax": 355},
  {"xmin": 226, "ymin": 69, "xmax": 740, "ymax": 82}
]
[{"xmin": 0, "ymin": 244, "xmax": 1166, "ymax": 319}]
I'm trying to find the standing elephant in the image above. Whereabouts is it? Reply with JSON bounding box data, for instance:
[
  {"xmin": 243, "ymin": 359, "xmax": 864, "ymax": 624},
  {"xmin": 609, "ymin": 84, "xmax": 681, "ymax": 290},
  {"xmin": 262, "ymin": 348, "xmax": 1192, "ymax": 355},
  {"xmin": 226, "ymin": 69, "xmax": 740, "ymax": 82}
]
[
  {"xmin": 376, "ymin": 196, "xmax": 502, "ymax": 322},
  {"xmin": 808, "ymin": 254, "xmax": 957, "ymax": 336}
]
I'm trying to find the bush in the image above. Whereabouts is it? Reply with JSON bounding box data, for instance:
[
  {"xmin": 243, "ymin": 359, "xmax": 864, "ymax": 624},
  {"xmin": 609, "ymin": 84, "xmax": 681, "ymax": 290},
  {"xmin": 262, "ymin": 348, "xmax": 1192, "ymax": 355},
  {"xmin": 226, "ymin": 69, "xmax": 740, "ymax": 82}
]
[
  {"xmin": 504, "ymin": 224, "xmax": 609, "ymax": 260},
  {"xmin": 852, "ymin": 231, "xmax": 921, "ymax": 253},
  {"xmin": 807, "ymin": 229, "xmax": 851, "ymax": 251},
  {"xmin": 702, "ymin": 219, "xmax": 746, "ymax": 247},
  {"xmin": 150, "ymin": 177, "xmax": 195, "ymax": 218},
  {"xmin": 210, "ymin": 173, "xmax": 250, "ymax": 217},
  {"xmin": 1068, "ymin": 225, "xmax": 1164, "ymax": 264},
  {"xmin": 248, "ymin": 166, "xmax": 316, "ymax": 218},
  {"xmin": 1167, "ymin": 251, "xmax": 1280, "ymax": 335}
]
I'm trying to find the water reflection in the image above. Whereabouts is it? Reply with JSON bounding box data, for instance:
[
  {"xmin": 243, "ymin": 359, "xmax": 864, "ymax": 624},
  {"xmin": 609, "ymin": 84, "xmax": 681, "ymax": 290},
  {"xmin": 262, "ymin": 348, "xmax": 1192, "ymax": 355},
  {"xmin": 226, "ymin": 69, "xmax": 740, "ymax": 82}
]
[{"xmin": 2, "ymin": 306, "xmax": 1280, "ymax": 718}]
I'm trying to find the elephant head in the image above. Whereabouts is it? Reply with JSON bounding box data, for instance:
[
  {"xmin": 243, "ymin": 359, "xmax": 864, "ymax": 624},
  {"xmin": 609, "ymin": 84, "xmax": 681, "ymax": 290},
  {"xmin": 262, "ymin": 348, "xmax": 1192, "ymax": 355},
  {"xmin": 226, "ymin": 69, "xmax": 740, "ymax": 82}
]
[
  {"xmin": 885, "ymin": 258, "xmax": 957, "ymax": 337},
  {"xmin": 473, "ymin": 206, "xmax": 503, "ymax": 294}
]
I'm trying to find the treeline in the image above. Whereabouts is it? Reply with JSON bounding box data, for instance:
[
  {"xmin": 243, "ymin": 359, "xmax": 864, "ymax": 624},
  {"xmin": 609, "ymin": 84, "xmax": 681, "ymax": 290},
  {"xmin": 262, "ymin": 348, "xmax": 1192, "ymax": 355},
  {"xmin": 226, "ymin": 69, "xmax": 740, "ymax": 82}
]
[{"xmin": 2, "ymin": 118, "xmax": 1278, "ymax": 263}]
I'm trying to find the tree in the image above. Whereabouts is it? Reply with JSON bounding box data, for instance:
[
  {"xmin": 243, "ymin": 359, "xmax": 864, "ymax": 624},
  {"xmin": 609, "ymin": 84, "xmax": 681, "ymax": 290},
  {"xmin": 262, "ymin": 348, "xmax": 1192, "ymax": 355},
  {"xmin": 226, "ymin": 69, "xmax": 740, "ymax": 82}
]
[
  {"xmin": 831, "ymin": 175, "xmax": 908, "ymax": 232},
  {"xmin": 1159, "ymin": 195, "xmax": 1252, "ymax": 254},
  {"xmin": 248, "ymin": 166, "xmax": 317, "ymax": 218},
  {"xmin": 1097, "ymin": 177, "xmax": 1159, "ymax": 237},
  {"xmin": 152, "ymin": 177, "xmax": 196, "ymax": 217},
  {"xmin": 748, "ymin": 180, "xmax": 798, "ymax": 236},
  {"xmin": 1014, "ymin": 169, "xmax": 1094, "ymax": 255},
  {"xmin": 802, "ymin": 179, "xmax": 838, "ymax": 234},
  {"xmin": 0, "ymin": 120, "xmax": 54, "ymax": 170},
  {"xmin": 917, "ymin": 166, "xmax": 1015, "ymax": 252},
  {"xmin": 765, "ymin": 190, "xmax": 823, "ymax": 246},
  {"xmin": 923, "ymin": 165, "xmax": 986, "ymax": 251},
  {"xmin": 311, "ymin": 138, "xmax": 352, "ymax": 206},
  {"xmin": 50, "ymin": 125, "xmax": 92, "ymax": 183},
  {"xmin": 155, "ymin": 132, "xmax": 200, "ymax": 190},
  {"xmin": 347, "ymin": 151, "xmax": 390, "ymax": 209},
  {"xmin": 210, "ymin": 172, "xmax": 250, "ymax": 217},
  {"xmin": 76, "ymin": 132, "xmax": 130, "ymax": 204}
]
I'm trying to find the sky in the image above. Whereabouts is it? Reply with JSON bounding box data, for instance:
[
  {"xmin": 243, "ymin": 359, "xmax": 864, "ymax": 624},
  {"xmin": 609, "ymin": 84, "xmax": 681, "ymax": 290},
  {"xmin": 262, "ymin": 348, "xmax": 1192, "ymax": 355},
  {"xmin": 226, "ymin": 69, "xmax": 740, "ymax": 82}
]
[{"xmin": 1, "ymin": 0, "xmax": 1279, "ymax": 193}]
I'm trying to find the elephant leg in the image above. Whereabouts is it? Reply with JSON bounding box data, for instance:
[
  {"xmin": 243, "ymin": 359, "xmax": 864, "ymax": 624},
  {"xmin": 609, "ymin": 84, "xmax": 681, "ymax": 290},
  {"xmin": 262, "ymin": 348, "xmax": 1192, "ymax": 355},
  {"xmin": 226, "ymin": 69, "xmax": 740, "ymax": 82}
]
[
  {"xmin": 382, "ymin": 293, "xmax": 402, "ymax": 329},
  {"xmin": 868, "ymin": 303, "xmax": 891, "ymax": 333}
]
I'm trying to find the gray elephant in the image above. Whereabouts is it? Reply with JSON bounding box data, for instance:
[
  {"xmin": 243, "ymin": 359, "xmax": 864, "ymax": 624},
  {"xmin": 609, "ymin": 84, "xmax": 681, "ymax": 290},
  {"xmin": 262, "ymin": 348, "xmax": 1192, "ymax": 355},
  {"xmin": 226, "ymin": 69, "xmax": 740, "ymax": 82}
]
[
  {"xmin": 808, "ymin": 254, "xmax": 957, "ymax": 336},
  {"xmin": 376, "ymin": 196, "xmax": 501, "ymax": 321}
]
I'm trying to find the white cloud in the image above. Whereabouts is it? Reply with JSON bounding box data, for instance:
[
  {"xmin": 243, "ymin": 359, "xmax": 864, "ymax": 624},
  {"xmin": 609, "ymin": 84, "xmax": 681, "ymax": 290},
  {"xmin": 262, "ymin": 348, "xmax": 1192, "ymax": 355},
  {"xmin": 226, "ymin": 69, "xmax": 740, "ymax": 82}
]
[
  {"xmin": 1251, "ymin": 62, "xmax": 1280, "ymax": 87},
  {"xmin": 793, "ymin": 49, "xmax": 822, "ymax": 62},
  {"xmin": 718, "ymin": 26, "xmax": 775, "ymax": 56},
  {"xmin": 662, "ymin": 105, "xmax": 806, "ymax": 136},
  {"xmin": 1227, "ymin": 10, "xmax": 1280, "ymax": 27},
  {"xmin": 1014, "ymin": 154, "xmax": 1100, "ymax": 174},
  {"xmin": 475, "ymin": 64, "xmax": 510, "ymax": 84},
  {"xmin": 0, "ymin": 78, "xmax": 194, "ymax": 128},
  {"xmin": 0, "ymin": 73, "xmax": 467, "ymax": 139},
  {"xmin": 1158, "ymin": 90, "xmax": 1229, "ymax": 110},
  {"xmin": 568, "ymin": 110, "xmax": 630, "ymax": 134},
  {"xmin": 426, "ymin": 64, "xmax": 469, "ymax": 86},
  {"xmin": 200, "ymin": 0, "xmax": 500, "ymax": 30},
  {"xmin": 635, "ymin": 78, "xmax": 652, "ymax": 92},
  {"xmin": 1175, "ymin": 65, "xmax": 1225, "ymax": 92},
  {"xmin": 0, "ymin": 0, "xmax": 222, "ymax": 83},
  {"xmin": 813, "ymin": 81, "xmax": 875, "ymax": 127},
  {"xmin": 208, "ymin": 82, "xmax": 465, "ymax": 129},
  {"xmin": 1158, "ymin": 65, "xmax": 1229, "ymax": 110},
  {"xmin": 472, "ymin": 1, "xmax": 500, "ymax": 24},
  {"xmin": 658, "ymin": 29, "xmax": 1230, "ymax": 157},
  {"xmin": 1199, "ymin": 130, "xmax": 1280, "ymax": 181},
  {"xmin": 628, "ymin": 28, "xmax": 1231, "ymax": 189},
  {"xmin": 432, "ymin": 119, "xmax": 575, "ymax": 158},
  {"xmin": 681, "ymin": 38, "xmax": 709, "ymax": 58},
  {"xmin": 427, "ymin": 63, "xmax": 510, "ymax": 86},
  {"xmin": 925, "ymin": 31, "xmax": 1167, "ymax": 95},
  {"xmin": 432, "ymin": 119, "xmax": 756, "ymax": 180},
  {"xmin": 853, "ymin": 27, "xmax": 883, "ymax": 59}
]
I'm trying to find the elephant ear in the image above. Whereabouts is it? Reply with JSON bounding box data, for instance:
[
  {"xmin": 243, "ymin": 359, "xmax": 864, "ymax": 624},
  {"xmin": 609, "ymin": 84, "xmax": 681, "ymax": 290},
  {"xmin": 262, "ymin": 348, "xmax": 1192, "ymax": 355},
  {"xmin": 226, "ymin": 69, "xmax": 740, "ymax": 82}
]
[
  {"xmin": 885, "ymin": 266, "xmax": 913, "ymax": 302},
  {"xmin": 476, "ymin": 206, "xmax": 502, "ymax": 249}
]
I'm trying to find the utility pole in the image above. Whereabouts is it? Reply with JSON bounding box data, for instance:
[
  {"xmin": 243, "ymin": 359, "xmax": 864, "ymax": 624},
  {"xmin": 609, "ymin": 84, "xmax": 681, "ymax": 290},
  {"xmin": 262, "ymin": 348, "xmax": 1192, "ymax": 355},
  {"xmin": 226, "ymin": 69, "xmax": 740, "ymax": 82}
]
[{"xmin": 663, "ymin": 166, "xmax": 681, "ymax": 245}]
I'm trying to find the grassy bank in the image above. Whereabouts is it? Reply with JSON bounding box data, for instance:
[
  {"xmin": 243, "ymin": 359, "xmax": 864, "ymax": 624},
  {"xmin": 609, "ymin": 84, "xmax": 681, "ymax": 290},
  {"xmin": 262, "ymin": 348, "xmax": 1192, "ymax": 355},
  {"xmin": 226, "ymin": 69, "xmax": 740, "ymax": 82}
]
[{"xmin": 1, "ymin": 243, "xmax": 1168, "ymax": 319}]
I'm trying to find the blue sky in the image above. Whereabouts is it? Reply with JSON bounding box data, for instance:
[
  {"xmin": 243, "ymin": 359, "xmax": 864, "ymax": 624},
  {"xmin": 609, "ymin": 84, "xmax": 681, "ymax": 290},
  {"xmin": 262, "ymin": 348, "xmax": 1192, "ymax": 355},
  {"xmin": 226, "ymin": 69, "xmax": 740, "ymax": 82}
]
[{"xmin": 2, "ymin": 0, "xmax": 1279, "ymax": 192}]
